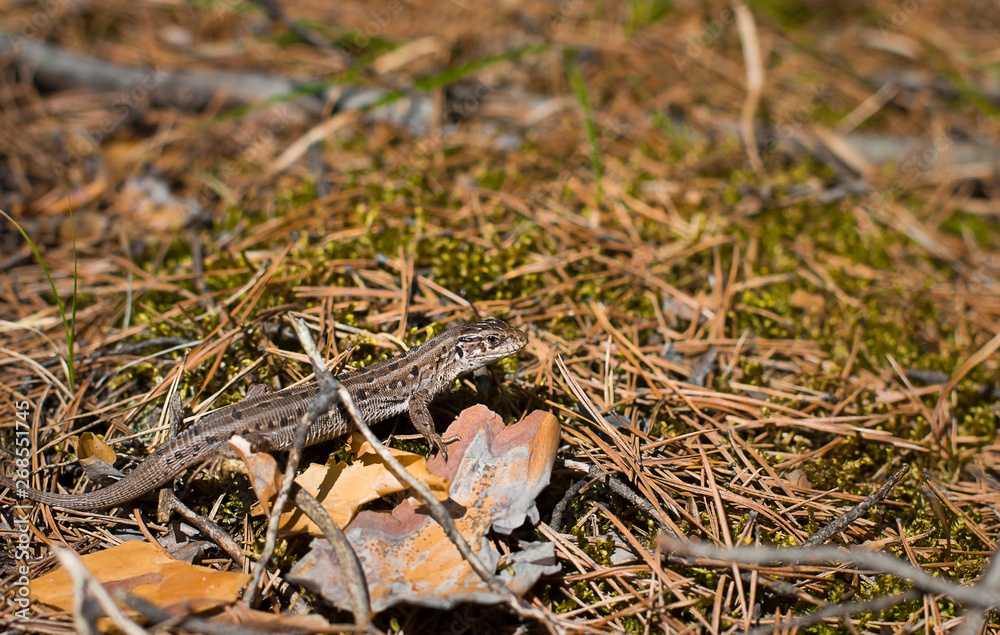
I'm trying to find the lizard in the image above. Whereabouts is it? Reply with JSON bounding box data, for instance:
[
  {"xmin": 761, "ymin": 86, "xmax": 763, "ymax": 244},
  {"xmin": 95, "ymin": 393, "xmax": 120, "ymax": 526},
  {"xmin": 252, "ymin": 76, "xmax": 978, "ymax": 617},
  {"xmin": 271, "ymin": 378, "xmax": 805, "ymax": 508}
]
[{"xmin": 0, "ymin": 318, "xmax": 527, "ymax": 512}]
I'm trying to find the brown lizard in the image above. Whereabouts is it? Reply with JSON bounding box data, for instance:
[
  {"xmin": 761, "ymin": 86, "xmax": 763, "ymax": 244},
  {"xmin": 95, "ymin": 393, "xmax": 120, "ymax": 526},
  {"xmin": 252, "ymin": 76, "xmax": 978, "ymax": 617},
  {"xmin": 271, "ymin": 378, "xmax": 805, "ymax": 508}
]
[{"xmin": 0, "ymin": 318, "xmax": 527, "ymax": 511}]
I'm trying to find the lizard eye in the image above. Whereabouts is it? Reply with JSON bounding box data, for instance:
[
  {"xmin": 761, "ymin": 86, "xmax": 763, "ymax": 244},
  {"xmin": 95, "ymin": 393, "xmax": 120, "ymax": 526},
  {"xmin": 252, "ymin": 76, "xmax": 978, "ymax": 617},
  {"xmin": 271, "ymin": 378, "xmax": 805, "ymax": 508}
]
[{"xmin": 486, "ymin": 335, "xmax": 500, "ymax": 347}]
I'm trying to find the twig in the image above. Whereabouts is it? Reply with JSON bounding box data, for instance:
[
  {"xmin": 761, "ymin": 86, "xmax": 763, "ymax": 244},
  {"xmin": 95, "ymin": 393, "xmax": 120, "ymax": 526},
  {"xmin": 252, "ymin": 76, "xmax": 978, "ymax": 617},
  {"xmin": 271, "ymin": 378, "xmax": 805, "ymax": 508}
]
[
  {"xmin": 246, "ymin": 457, "xmax": 302, "ymax": 609},
  {"xmin": 258, "ymin": 317, "xmax": 372, "ymax": 627},
  {"xmin": 94, "ymin": 337, "xmax": 196, "ymax": 358},
  {"xmin": 292, "ymin": 485, "xmax": 371, "ymax": 625},
  {"xmin": 159, "ymin": 491, "xmax": 247, "ymax": 569},
  {"xmin": 549, "ymin": 471, "xmax": 591, "ymax": 532},
  {"xmin": 242, "ymin": 318, "xmax": 368, "ymax": 627},
  {"xmin": 0, "ymin": 31, "xmax": 310, "ymax": 113},
  {"xmin": 904, "ymin": 369, "xmax": 1000, "ymax": 400},
  {"xmin": 658, "ymin": 536, "xmax": 1000, "ymax": 610},
  {"xmin": 559, "ymin": 459, "xmax": 676, "ymax": 536},
  {"xmin": 803, "ymin": 464, "xmax": 909, "ymax": 546},
  {"xmin": 904, "ymin": 369, "xmax": 950, "ymax": 384}
]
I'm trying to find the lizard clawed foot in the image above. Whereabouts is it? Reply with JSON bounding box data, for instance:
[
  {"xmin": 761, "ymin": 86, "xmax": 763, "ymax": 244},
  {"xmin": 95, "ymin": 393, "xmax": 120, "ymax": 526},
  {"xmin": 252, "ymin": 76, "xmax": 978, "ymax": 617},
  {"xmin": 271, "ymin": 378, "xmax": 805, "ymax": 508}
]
[{"xmin": 423, "ymin": 431, "xmax": 460, "ymax": 462}]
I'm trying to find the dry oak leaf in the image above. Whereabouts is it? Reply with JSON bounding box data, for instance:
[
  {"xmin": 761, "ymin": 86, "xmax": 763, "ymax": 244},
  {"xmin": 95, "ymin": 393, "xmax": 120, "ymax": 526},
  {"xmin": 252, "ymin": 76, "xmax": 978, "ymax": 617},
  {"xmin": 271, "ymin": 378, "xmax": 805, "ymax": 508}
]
[
  {"xmin": 288, "ymin": 405, "xmax": 561, "ymax": 612},
  {"xmin": 208, "ymin": 603, "xmax": 334, "ymax": 632},
  {"xmin": 278, "ymin": 433, "xmax": 450, "ymax": 534},
  {"xmin": 31, "ymin": 540, "xmax": 250, "ymax": 615},
  {"xmin": 239, "ymin": 432, "xmax": 450, "ymax": 533}
]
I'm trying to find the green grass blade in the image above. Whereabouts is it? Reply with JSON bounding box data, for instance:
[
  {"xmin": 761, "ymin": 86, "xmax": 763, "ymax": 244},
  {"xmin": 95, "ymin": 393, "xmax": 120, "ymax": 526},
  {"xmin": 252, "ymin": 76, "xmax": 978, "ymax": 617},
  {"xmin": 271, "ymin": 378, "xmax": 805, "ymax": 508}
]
[
  {"xmin": 68, "ymin": 206, "xmax": 78, "ymax": 390},
  {"xmin": 0, "ymin": 209, "xmax": 76, "ymax": 390},
  {"xmin": 566, "ymin": 55, "xmax": 604, "ymax": 204}
]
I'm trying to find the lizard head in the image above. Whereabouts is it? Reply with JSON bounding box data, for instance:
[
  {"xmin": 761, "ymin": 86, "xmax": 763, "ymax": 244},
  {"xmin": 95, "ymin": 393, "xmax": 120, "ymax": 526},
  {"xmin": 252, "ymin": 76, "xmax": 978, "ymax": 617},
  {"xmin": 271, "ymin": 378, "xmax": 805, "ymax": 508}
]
[{"xmin": 448, "ymin": 318, "xmax": 527, "ymax": 374}]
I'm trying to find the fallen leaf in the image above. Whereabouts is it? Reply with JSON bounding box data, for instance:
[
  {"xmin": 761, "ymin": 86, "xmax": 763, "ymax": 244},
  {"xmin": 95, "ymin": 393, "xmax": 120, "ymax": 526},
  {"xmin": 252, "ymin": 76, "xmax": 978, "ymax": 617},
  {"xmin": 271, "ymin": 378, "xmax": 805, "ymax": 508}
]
[
  {"xmin": 78, "ymin": 432, "xmax": 118, "ymax": 466},
  {"xmin": 211, "ymin": 603, "xmax": 334, "ymax": 631},
  {"xmin": 228, "ymin": 436, "xmax": 282, "ymax": 515},
  {"xmin": 288, "ymin": 406, "xmax": 561, "ymax": 612},
  {"xmin": 267, "ymin": 435, "xmax": 449, "ymax": 534},
  {"xmin": 31, "ymin": 540, "xmax": 249, "ymax": 614},
  {"xmin": 77, "ymin": 433, "xmax": 124, "ymax": 486}
]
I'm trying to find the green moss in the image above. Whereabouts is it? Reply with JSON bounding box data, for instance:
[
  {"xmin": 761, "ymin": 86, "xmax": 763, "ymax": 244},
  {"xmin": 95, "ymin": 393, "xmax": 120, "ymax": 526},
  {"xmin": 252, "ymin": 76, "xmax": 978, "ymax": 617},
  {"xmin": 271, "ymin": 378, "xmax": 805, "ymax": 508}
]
[{"xmin": 940, "ymin": 212, "xmax": 999, "ymax": 246}]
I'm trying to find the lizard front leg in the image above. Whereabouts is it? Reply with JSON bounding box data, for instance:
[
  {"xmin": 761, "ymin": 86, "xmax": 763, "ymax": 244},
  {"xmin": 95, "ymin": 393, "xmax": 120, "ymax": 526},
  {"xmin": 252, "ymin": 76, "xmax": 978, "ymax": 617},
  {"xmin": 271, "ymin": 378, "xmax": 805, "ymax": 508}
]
[{"xmin": 408, "ymin": 389, "xmax": 449, "ymax": 459}]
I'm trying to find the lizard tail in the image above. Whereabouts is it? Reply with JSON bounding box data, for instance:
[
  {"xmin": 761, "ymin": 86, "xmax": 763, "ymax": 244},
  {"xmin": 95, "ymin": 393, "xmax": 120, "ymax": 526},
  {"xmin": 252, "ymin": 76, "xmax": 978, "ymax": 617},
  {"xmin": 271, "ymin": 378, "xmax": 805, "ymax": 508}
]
[
  {"xmin": 0, "ymin": 417, "xmax": 236, "ymax": 511},
  {"xmin": 0, "ymin": 454, "xmax": 176, "ymax": 511},
  {"xmin": 0, "ymin": 474, "xmax": 108, "ymax": 510},
  {"xmin": 0, "ymin": 472, "xmax": 156, "ymax": 511}
]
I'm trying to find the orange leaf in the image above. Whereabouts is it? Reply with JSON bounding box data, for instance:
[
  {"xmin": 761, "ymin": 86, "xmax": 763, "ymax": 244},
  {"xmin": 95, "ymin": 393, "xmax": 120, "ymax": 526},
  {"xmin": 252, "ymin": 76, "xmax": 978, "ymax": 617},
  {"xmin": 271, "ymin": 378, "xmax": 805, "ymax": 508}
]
[
  {"xmin": 31, "ymin": 541, "xmax": 249, "ymax": 614},
  {"xmin": 277, "ymin": 438, "xmax": 449, "ymax": 534}
]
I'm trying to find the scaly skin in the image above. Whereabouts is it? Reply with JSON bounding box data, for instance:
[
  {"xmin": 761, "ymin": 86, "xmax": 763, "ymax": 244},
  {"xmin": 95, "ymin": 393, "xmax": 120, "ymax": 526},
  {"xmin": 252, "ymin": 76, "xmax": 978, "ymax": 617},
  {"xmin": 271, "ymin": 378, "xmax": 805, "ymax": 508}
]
[{"xmin": 0, "ymin": 319, "xmax": 527, "ymax": 511}]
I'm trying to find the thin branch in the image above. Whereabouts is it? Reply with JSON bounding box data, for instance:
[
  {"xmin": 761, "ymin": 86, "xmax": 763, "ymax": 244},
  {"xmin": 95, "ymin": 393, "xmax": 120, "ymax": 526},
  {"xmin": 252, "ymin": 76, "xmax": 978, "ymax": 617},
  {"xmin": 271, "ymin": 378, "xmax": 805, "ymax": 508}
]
[
  {"xmin": 803, "ymin": 464, "xmax": 909, "ymax": 546},
  {"xmin": 292, "ymin": 485, "xmax": 371, "ymax": 625},
  {"xmin": 243, "ymin": 318, "xmax": 372, "ymax": 632},
  {"xmin": 560, "ymin": 459, "xmax": 676, "ymax": 536},
  {"xmin": 242, "ymin": 412, "xmax": 309, "ymax": 608},
  {"xmin": 658, "ymin": 536, "xmax": 1000, "ymax": 610},
  {"xmin": 159, "ymin": 491, "xmax": 247, "ymax": 569}
]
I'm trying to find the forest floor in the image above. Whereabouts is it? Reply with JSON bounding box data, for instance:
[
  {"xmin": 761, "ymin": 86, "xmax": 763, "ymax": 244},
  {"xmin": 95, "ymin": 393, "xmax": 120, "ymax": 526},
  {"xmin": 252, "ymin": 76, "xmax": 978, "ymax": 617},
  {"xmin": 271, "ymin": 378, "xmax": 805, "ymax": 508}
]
[{"xmin": 1, "ymin": 0, "xmax": 999, "ymax": 633}]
